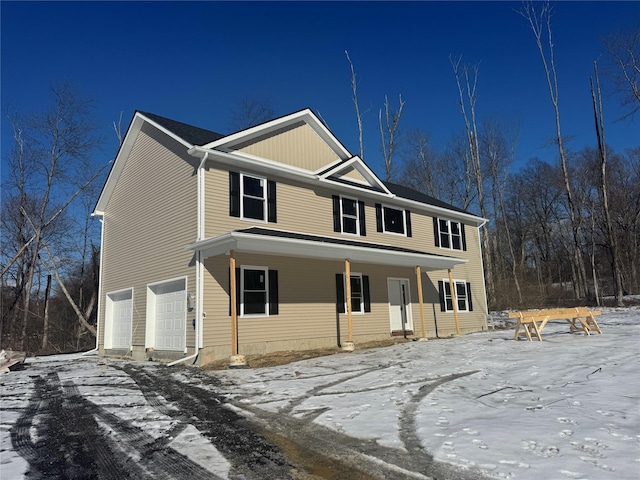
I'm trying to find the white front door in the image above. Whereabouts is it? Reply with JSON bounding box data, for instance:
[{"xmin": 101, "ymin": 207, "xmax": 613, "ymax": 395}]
[
  {"xmin": 154, "ymin": 281, "xmax": 186, "ymax": 351},
  {"xmin": 388, "ymin": 278, "xmax": 413, "ymax": 333}
]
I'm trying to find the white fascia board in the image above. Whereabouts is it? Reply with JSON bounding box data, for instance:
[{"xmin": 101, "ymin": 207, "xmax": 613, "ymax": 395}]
[
  {"xmin": 187, "ymin": 231, "xmax": 468, "ymax": 271},
  {"xmin": 318, "ymin": 156, "xmax": 391, "ymax": 195},
  {"xmin": 189, "ymin": 146, "xmax": 317, "ymax": 183},
  {"xmin": 93, "ymin": 112, "xmax": 194, "ymax": 215},
  {"xmin": 199, "ymin": 109, "xmax": 352, "ymax": 160}
]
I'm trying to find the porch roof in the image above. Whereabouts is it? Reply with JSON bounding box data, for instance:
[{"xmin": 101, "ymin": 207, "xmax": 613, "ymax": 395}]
[{"xmin": 186, "ymin": 227, "xmax": 467, "ymax": 271}]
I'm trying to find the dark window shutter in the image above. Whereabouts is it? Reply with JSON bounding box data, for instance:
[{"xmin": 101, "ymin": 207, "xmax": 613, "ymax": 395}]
[
  {"xmin": 267, "ymin": 180, "xmax": 277, "ymax": 223},
  {"xmin": 358, "ymin": 201, "xmax": 366, "ymax": 236},
  {"xmin": 405, "ymin": 210, "xmax": 412, "ymax": 237},
  {"xmin": 332, "ymin": 196, "xmax": 341, "ymax": 232},
  {"xmin": 362, "ymin": 275, "xmax": 371, "ymax": 312},
  {"xmin": 438, "ymin": 280, "xmax": 445, "ymax": 312},
  {"xmin": 229, "ymin": 172, "xmax": 240, "ymax": 217},
  {"xmin": 335, "ymin": 273, "xmax": 345, "ymax": 313},
  {"xmin": 433, "ymin": 217, "xmax": 440, "ymax": 247},
  {"xmin": 375, "ymin": 204, "xmax": 383, "ymax": 232},
  {"xmin": 461, "ymin": 223, "xmax": 467, "ymax": 251},
  {"xmin": 466, "ymin": 282, "xmax": 473, "ymax": 311},
  {"xmin": 269, "ymin": 270, "xmax": 279, "ymax": 315},
  {"xmin": 229, "ymin": 267, "xmax": 241, "ymax": 315}
]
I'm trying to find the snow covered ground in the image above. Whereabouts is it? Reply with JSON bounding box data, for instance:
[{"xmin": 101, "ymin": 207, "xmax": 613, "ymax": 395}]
[
  {"xmin": 215, "ymin": 307, "xmax": 640, "ymax": 479},
  {"xmin": 1, "ymin": 307, "xmax": 638, "ymax": 479}
]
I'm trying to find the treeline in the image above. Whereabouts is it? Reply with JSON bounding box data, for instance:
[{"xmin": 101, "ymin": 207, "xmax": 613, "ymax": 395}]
[{"xmin": 399, "ymin": 133, "xmax": 640, "ymax": 310}]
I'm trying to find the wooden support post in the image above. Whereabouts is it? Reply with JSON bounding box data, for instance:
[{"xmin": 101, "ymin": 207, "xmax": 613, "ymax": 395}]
[
  {"xmin": 345, "ymin": 258, "xmax": 353, "ymax": 342},
  {"xmin": 416, "ymin": 266, "xmax": 426, "ymax": 340},
  {"xmin": 230, "ymin": 250, "xmax": 238, "ymax": 356},
  {"xmin": 448, "ymin": 269, "xmax": 460, "ymax": 336}
]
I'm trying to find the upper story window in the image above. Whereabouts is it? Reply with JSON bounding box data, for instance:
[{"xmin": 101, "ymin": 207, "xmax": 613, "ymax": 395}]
[
  {"xmin": 230, "ymin": 171, "xmax": 277, "ymax": 222},
  {"xmin": 434, "ymin": 218, "xmax": 466, "ymax": 251},
  {"xmin": 332, "ymin": 195, "xmax": 366, "ymax": 236},
  {"xmin": 375, "ymin": 203, "xmax": 412, "ymax": 237}
]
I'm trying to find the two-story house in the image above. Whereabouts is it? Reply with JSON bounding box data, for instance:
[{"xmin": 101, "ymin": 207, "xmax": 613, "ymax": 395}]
[{"xmin": 93, "ymin": 109, "xmax": 488, "ymax": 366}]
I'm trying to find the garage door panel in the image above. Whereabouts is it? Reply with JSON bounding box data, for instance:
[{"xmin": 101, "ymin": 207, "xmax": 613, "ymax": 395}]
[
  {"xmin": 153, "ymin": 283, "xmax": 185, "ymax": 352},
  {"xmin": 108, "ymin": 291, "xmax": 132, "ymax": 349}
]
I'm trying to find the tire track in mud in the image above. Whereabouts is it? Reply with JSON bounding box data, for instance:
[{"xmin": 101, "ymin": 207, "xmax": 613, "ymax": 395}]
[
  {"xmin": 11, "ymin": 372, "xmax": 136, "ymax": 479},
  {"xmin": 398, "ymin": 370, "xmax": 480, "ymax": 455},
  {"xmin": 11, "ymin": 371, "xmax": 226, "ymax": 479},
  {"xmin": 238, "ymin": 369, "xmax": 491, "ymax": 480},
  {"xmin": 119, "ymin": 364, "xmax": 297, "ymax": 479}
]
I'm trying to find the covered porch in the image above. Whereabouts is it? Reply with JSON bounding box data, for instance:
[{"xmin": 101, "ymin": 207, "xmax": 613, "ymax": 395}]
[{"xmin": 187, "ymin": 227, "xmax": 469, "ymax": 364}]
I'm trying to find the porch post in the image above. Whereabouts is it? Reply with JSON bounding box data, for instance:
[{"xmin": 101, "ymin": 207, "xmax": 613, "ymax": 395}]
[
  {"xmin": 230, "ymin": 250, "xmax": 238, "ymax": 356},
  {"xmin": 342, "ymin": 258, "xmax": 355, "ymax": 351},
  {"xmin": 448, "ymin": 269, "xmax": 460, "ymax": 336},
  {"xmin": 345, "ymin": 258, "xmax": 353, "ymax": 342},
  {"xmin": 416, "ymin": 266, "xmax": 427, "ymax": 340}
]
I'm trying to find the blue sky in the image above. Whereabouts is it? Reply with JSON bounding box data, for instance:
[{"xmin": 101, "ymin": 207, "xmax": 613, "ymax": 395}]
[{"xmin": 2, "ymin": 1, "xmax": 639, "ymax": 179}]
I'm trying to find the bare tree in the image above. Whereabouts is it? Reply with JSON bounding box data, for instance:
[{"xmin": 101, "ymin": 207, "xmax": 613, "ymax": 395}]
[
  {"xmin": 451, "ymin": 54, "xmax": 494, "ymax": 303},
  {"xmin": 379, "ymin": 94, "xmax": 405, "ymax": 181},
  {"xmin": 591, "ymin": 60, "xmax": 625, "ymax": 306},
  {"xmin": 603, "ymin": 26, "xmax": 640, "ymax": 119},
  {"xmin": 520, "ymin": 1, "xmax": 589, "ymax": 299},
  {"xmin": 228, "ymin": 98, "xmax": 276, "ymax": 131},
  {"xmin": 481, "ymin": 119, "xmax": 523, "ymax": 305},
  {"xmin": 345, "ymin": 50, "xmax": 365, "ymax": 159},
  {"xmin": 1, "ymin": 83, "xmax": 104, "ymax": 352}
]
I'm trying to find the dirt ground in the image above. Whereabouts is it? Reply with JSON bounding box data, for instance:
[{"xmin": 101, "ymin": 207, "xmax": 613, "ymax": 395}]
[{"xmin": 202, "ymin": 337, "xmax": 416, "ymax": 370}]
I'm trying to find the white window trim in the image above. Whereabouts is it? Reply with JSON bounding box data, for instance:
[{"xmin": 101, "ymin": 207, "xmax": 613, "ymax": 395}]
[
  {"xmin": 343, "ymin": 272, "xmax": 365, "ymax": 315},
  {"xmin": 240, "ymin": 172, "xmax": 267, "ymax": 223},
  {"xmin": 104, "ymin": 287, "xmax": 133, "ymax": 350},
  {"xmin": 145, "ymin": 276, "xmax": 187, "ymax": 351},
  {"xmin": 240, "ymin": 265, "xmax": 269, "ymax": 318},
  {"xmin": 340, "ymin": 195, "xmax": 360, "ymax": 236},
  {"xmin": 442, "ymin": 279, "xmax": 469, "ymax": 313},
  {"xmin": 382, "ymin": 204, "xmax": 407, "ymax": 236},
  {"xmin": 438, "ymin": 218, "xmax": 463, "ymax": 251}
]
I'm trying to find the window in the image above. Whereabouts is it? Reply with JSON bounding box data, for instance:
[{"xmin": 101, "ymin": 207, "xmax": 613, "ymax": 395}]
[
  {"xmin": 438, "ymin": 280, "xmax": 473, "ymax": 312},
  {"xmin": 242, "ymin": 175, "xmax": 266, "ymax": 220},
  {"xmin": 229, "ymin": 171, "xmax": 276, "ymax": 222},
  {"xmin": 332, "ymin": 196, "xmax": 366, "ymax": 235},
  {"xmin": 434, "ymin": 218, "xmax": 466, "ymax": 251},
  {"xmin": 230, "ymin": 266, "xmax": 279, "ymax": 317},
  {"xmin": 335, "ymin": 273, "xmax": 371, "ymax": 314},
  {"xmin": 375, "ymin": 204, "xmax": 412, "ymax": 236}
]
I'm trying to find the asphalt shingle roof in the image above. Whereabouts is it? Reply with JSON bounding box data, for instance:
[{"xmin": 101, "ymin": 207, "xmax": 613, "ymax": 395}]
[{"xmin": 139, "ymin": 111, "xmax": 224, "ymax": 146}]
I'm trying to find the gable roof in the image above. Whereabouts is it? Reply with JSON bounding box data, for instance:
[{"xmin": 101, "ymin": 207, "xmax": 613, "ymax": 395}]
[{"xmin": 95, "ymin": 109, "xmax": 484, "ymax": 225}]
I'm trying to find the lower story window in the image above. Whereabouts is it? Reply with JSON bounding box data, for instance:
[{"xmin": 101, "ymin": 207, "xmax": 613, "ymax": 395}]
[
  {"xmin": 231, "ymin": 266, "xmax": 279, "ymax": 317},
  {"xmin": 242, "ymin": 267, "xmax": 267, "ymax": 315},
  {"xmin": 438, "ymin": 280, "xmax": 473, "ymax": 312},
  {"xmin": 335, "ymin": 273, "xmax": 371, "ymax": 313}
]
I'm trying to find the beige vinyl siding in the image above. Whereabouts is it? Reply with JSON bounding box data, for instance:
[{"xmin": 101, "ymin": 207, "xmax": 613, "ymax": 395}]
[
  {"xmin": 233, "ymin": 122, "xmax": 339, "ymax": 171},
  {"xmin": 205, "ymin": 165, "xmax": 479, "ymax": 258},
  {"xmin": 99, "ymin": 123, "xmax": 198, "ymax": 352}
]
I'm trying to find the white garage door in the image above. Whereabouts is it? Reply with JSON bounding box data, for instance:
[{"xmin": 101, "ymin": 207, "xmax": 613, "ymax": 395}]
[
  {"xmin": 154, "ymin": 281, "xmax": 185, "ymax": 351},
  {"xmin": 108, "ymin": 290, "xmax": 132, "ymax": 349}
]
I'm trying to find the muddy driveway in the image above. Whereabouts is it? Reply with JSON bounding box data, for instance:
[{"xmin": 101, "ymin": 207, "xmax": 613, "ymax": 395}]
[{"xmin": 1, "ymin": 355, "xmax": 488, "ymax": 479}]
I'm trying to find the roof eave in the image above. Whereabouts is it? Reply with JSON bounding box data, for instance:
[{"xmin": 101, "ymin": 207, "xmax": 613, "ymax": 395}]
[{"xmin": 186, "ymin": 231, "xmax": 468, "ymax": 271}]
